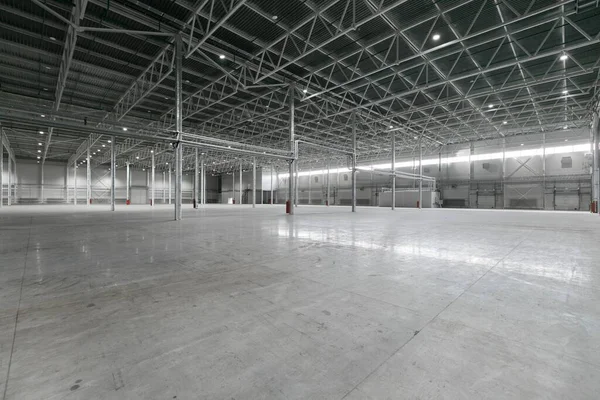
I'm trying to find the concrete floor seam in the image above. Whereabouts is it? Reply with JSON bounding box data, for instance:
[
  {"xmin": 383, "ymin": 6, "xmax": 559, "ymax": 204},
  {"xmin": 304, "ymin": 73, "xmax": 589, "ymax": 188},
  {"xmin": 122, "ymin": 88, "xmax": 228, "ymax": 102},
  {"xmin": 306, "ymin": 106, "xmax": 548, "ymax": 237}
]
[
  {"xmin": 2, "ymin": 217, "xmax": 33, "ymax": 400},
  {"xmin": 339, "ymin": 233, "xmax": 529, "ymax": 400}
]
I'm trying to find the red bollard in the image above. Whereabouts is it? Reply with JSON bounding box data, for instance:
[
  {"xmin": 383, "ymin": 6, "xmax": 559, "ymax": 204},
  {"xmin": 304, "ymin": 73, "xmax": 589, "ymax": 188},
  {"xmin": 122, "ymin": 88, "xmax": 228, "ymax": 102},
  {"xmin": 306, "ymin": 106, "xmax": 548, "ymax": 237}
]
[
  {"xmin": 89, "ymin": 199, "xmax": 92, "ymax": 205},
  {"xmin": 126, "ymin": 199, "xmax": 130, "ymax": 205},
  {"xmin": 326, "ymin": 200, "xmax": 329, "ymax": 206},
  {"xmin": 285, "ymin": 200, "xmax": 291, "ymax": 214},
  {"xmin": 416, "ymin": 200, "xmax": 420, "ymax": 208}
]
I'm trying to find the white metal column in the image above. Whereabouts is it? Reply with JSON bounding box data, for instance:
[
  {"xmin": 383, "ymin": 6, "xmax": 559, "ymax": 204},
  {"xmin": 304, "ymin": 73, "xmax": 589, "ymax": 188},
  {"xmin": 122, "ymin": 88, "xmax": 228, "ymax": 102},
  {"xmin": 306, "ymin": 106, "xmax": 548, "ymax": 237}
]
[
  {"xmin": 73, "ymin": 162, "xmax": 77, "ymax": 206},
  {"xmin": 0, "ymin": 141, "xmax": 3, "ymax": 208},
  {"xmin": 174, "ymin": 34, "xmax": 183, "ymax": 221},
  {"xmin": 592, "ymin": 108, "xmax": 599, "ymax": 213},
  {"xmin": 86, "ymin": 147, "xmax": 91, "ymax": 206},
  {"xmin": 126, "ymin": 161, "xmax": 130, "ymax": 204},
  {"xmin": 110, "ymin": 136, "xmax": 115, "ymax": 211},
  {"xmin": 294, "ymin": 161, "xmax": 298, "ymax": 207},
  {"xmin": 252, "ymin": 157, "xmax": 256, "ymax": 208},
  {"xmin": 419, "ymin": 135, "xmax": 423, "ymax": 209},
  {"xmin": 326, "ymin": 164, "xmax": 330, "ymax": 206},
  {"xmin": 40, "ymin": 164, "xmax": 44, "ymax": 204},
  {"xmin": 7, "ymin": 156, "xmax": 11, "ymax": 206},
  {"xmin": 194, "ymin": 148, "xmax": 199, "ymax": 208},
  {"xmin": 351, "ymin": 111, "xmax": 357, "ymax": 212},
  {"xmin": 168, "ymin": 165, "xmax": 172, "ymax": 205},
  {"xmin": 391, "ymin": 132, "xmax": 395, "ymax": 211},
  {"xmin": 162, "ymin": 171, "xmax": 166, "ymax": 204},
  {"xmin": 201, "ymin": 158, "xmax": 205, "ymax": 205},
  {"xmin": 151, "ymin": 149, "xmax": 155, "ymax": 207},
  {"xmin": 239, "ymin": 162, "xmax": 243, "ymax": 205},
  {"xmin": 288, "ymin": 84, "xmax": 295, "ymax": 215}
]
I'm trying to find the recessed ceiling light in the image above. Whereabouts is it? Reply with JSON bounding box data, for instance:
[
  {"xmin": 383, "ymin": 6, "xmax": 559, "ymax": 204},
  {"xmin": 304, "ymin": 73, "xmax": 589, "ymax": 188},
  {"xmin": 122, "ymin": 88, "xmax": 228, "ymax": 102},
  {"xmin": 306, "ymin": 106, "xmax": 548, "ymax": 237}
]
[
  {"xmin": 219, "ymin": 54, "xmax": 225, "ymax": 59},
  {"xmin": 502, "ymin": 121, "xmax": 507, "ymax": 125},
  {"xmin": 102, "ymin": 144, "xmax": 105, "ymax": 147},
  {"xmin": 38, "ymin": 142, "xmax": 42, "ymax": 146},
  {"xmin": 432, "ymin": 34, "xmax": 441, "ymax": 41},
  {"xmin": 37, "ymin": 156, "xmax": 40, "ymax": 159},
  {"xmin": 41, "ymin": 114, "xmax": 45, "ymax": 117},
  {"xmin": 39, "ymin": 131, "xmax": 44, "ymax": 134},
  {"xmin": 107, "ymin": 140, "xmax": 111, "ymax": 143},
  {"xmin": 560, "ymin": 54, "xmax": 568, "ymax": 61},
  {"xmin": 38, "ymin": 149, "xmax": 41, "ymax": 153}
]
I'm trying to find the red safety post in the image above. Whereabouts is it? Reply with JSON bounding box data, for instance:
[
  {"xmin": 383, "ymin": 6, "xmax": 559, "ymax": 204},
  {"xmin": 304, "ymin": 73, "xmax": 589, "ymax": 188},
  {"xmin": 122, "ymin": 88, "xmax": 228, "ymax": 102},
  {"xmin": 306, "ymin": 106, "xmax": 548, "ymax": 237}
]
[
  {"xmin": 126, "ymin": 199, "xmax": 130, "ymax": 205},
  {"xmin": 416, "ymin": 200, "xmax": 420, "ymax": 208},
  {"xmin": 286, "ymin": 200, "xmax": 291, "ymax": 214}
]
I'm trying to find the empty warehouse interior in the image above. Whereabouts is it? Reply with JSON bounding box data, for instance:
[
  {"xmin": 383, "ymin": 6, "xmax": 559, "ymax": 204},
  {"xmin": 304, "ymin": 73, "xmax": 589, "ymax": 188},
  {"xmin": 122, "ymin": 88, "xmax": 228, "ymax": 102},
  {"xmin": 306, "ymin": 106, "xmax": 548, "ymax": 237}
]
[{"xmin": 1, "ymin": 0, "xmax": 600, "ymax": 398}]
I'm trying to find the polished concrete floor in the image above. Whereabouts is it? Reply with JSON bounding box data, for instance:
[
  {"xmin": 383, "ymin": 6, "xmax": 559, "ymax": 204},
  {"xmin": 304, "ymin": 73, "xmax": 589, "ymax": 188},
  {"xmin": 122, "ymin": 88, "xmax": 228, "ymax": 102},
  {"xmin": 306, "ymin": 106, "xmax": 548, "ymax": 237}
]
[{"xmin": 1, "ymin": 204, "xmax": 600, "ymax": 399}]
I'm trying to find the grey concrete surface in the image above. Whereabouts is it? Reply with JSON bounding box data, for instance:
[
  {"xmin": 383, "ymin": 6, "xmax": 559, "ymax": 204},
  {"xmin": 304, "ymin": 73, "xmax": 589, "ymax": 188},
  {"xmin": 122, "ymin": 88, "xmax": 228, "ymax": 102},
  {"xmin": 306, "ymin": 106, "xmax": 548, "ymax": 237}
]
[{"xmin": 1, "ymin": 205, "xmax": 599, "ymax": 399}]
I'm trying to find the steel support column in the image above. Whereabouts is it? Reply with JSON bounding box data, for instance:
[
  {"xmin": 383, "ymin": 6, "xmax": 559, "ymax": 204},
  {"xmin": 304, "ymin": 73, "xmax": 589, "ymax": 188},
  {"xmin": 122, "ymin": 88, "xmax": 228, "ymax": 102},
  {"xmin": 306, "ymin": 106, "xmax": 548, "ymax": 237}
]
[
  {"xmin": 419, "ymin": 136, "xmax": 423, "ymax": 210},
  {"xmin": 201, "ymin": 158, "xmax": 205, "ymax": 205},
  {"xmin": 308, "ymin": 170, "xmax": 312, "ymax": 205},
  {"xmin": 73, "ymin": 162, "xmax": 77, "ymax": 206},
  {"xmin": 592, "ymin": 108, "xmax": 600, "ymax": 213},
  {"xmin": 351, "ymin": 111, "xmax": 357, "ymax": 212},
  {"xmin": 174, "ymin": 34, "xmax": 183, "ymax": 221},
  {"xmin": 270, "ymin": 167, "xmax": 273, "ymax": 204},
  {"xmin": 40, "ymin": 164, "xmax": 44, "ymax": 204},
  {"xmin": 233, "ymin": 170, "xmax": 236, "ymax": 203},
  {"xmin": 326, "ymin": 164, "xmax": 330, "ymax": 206},
  {"xmin": 252, "ymin": 157, "xmax": 256, "ymax": 208},
  {"xmin": 126, "ymin": 161, "xmax": 130, "ymax": 204},
  {"xmin": 194, "ymin": 148, "xmax": 199, "ymax": 208},
  {"xmin": 0, "ymin": 141, "xmax": 3, "ymax": 208},
  {"xmin": 168, "ymin": 165, "xmax": 172, "ymax": 205},
  {"xmin": 391, "ymin": 132, "xmax": 396, "ymax": 211},
  {"xmin": 151, "ymin": 150, "xmax": 155, "ymax": 207},
  {"xmin": 237, "ymin": 162, "xmax": 241, "ymax": 204},
  {"xmin": 542, "ymin": 133, "xmax": 546, "ymax": 210},
  {"xmin": 288, "ymin": 84, "xmax": 295, "ymax": 215},
  {"xmin": 294, "ymin": 161, "xmax": 298, "ymax": 207},
  {"xmin": 162, "ymin": 171, "xmax": 166, "ymax": 204},
  {"xmin": 86, "ymin": 147, "xmax": 91, "ymax": 206},
  {"xmin": 110, "ymin": 136, "xmax": 115, "ymax": 211},
  {"xmin": 7, "ymin": 156, "xmax": 11, "ymax": 206}
]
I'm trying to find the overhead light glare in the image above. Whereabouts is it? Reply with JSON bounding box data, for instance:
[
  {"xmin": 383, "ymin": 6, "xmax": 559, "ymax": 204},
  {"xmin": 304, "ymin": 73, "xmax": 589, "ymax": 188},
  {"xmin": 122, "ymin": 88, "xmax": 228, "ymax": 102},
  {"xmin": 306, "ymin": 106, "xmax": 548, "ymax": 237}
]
[
  {"xmin": 303, "ymin": 89, "xmax": 308, "ymax": 93},
  {"xmin": 502, "ymin": 121, "xmax": 507, "ymax": 125},
  {"xmin": 560, "ymin": 54, "xmax": 568, "ymax": 61},
  {"xmin": 122, "ymin": 127, "xmax": 127, "ymax": 131},
  {"xmin": 562, "ymin": 90, "xmax": 568, "ymax": 94},
  {"xmin": 107, "ymin": 140, "xmax": 112, "ymax": 143},
  {"xmin": 37, "ymin": 149, "xmax": 41, "ymax": 153},
  {"xmin": 38, "ymin": 142, "xmax": 42, "ymax": 146},
  {"xmin": 432, "ymin": 34, "xmax": 441, "ymax": 41},
  {"xmin": 41, "ymin": 114, "xmax": 45, "ymax": 117},
  {"xmin": 39, "ymin": 131, "xmax": 44, "ymax": 134},
  {"xmin": 219, "ymin": 54, "xmax": 226, "ymax": 59},
  {"xmin": 488, "ymin": 104, "xmax": 494, "ymax": 109}
]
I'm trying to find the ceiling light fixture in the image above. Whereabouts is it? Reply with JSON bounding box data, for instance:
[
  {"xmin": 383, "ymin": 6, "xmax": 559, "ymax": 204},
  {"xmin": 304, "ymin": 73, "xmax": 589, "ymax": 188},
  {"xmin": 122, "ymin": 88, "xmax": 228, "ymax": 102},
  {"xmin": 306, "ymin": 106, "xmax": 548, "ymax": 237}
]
[
  {"xmin": 136, "ymin": 156, "xmax": 139, "ymax": 159},
  {"xmin": 560, "ymin": 54, "xmax": 568, "ymax": 61},
  {"xmin": 432, "ymin": 34, "xmax": 441, "ymax": 41},
  {"xmin": 107, "ymin": 140, "xmax": 111, "ymax": 143},
  {"xmin": 488, "ymin": 104, "xmax": 494, "ymax": 109},
  {"xmin": 562, "ymin": 90, "xmax": 568, "ymax": 94},
  {"xmin": 272, "ymin": 15, "xmax": 278, "ymax": 20},
  {"xmin": 49, "ymin": 36, "xmax": 56, "ymax": 41},
  {"xmin": 219, "ymin": 54, "xmax": 225, "ymax": 59},
  {"xmin": 39, "ymin": 131, "xmax": 44, "ymax": 134},
  {"xmin": 41, "ymin": 114, "xmax": 45, "ymax": 117},
  {"xmin": 389, "ymin": 125, "xmax": 394, "ymax": 129},
  {"xmin": 38, "ymin": 142, "xmax": 42, "ymax": 145},
  {"xmin": 37, "ymin": 156, "xmax": 40, "ymax": 159},
  {"xmin": 122, "ymin": 127, "xmax": 127, "ymax": 131},
  {"xmin": 38, "ymin": 149, "xmax": 41, "ymax": 153},
  {"xmin": 502, "ymin": 121, "xmax": 507, "ymax": 125},
  {"xmin": 102, "ymin": 144, "xmax": 105, "ymax": 147},
  {"xmin": 520, "ymin": 143, "xmax": 524, "ymax": 146},
  {"xmin": 303, "ymin": 89, "xmax": 308, "ymax": 93}
]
